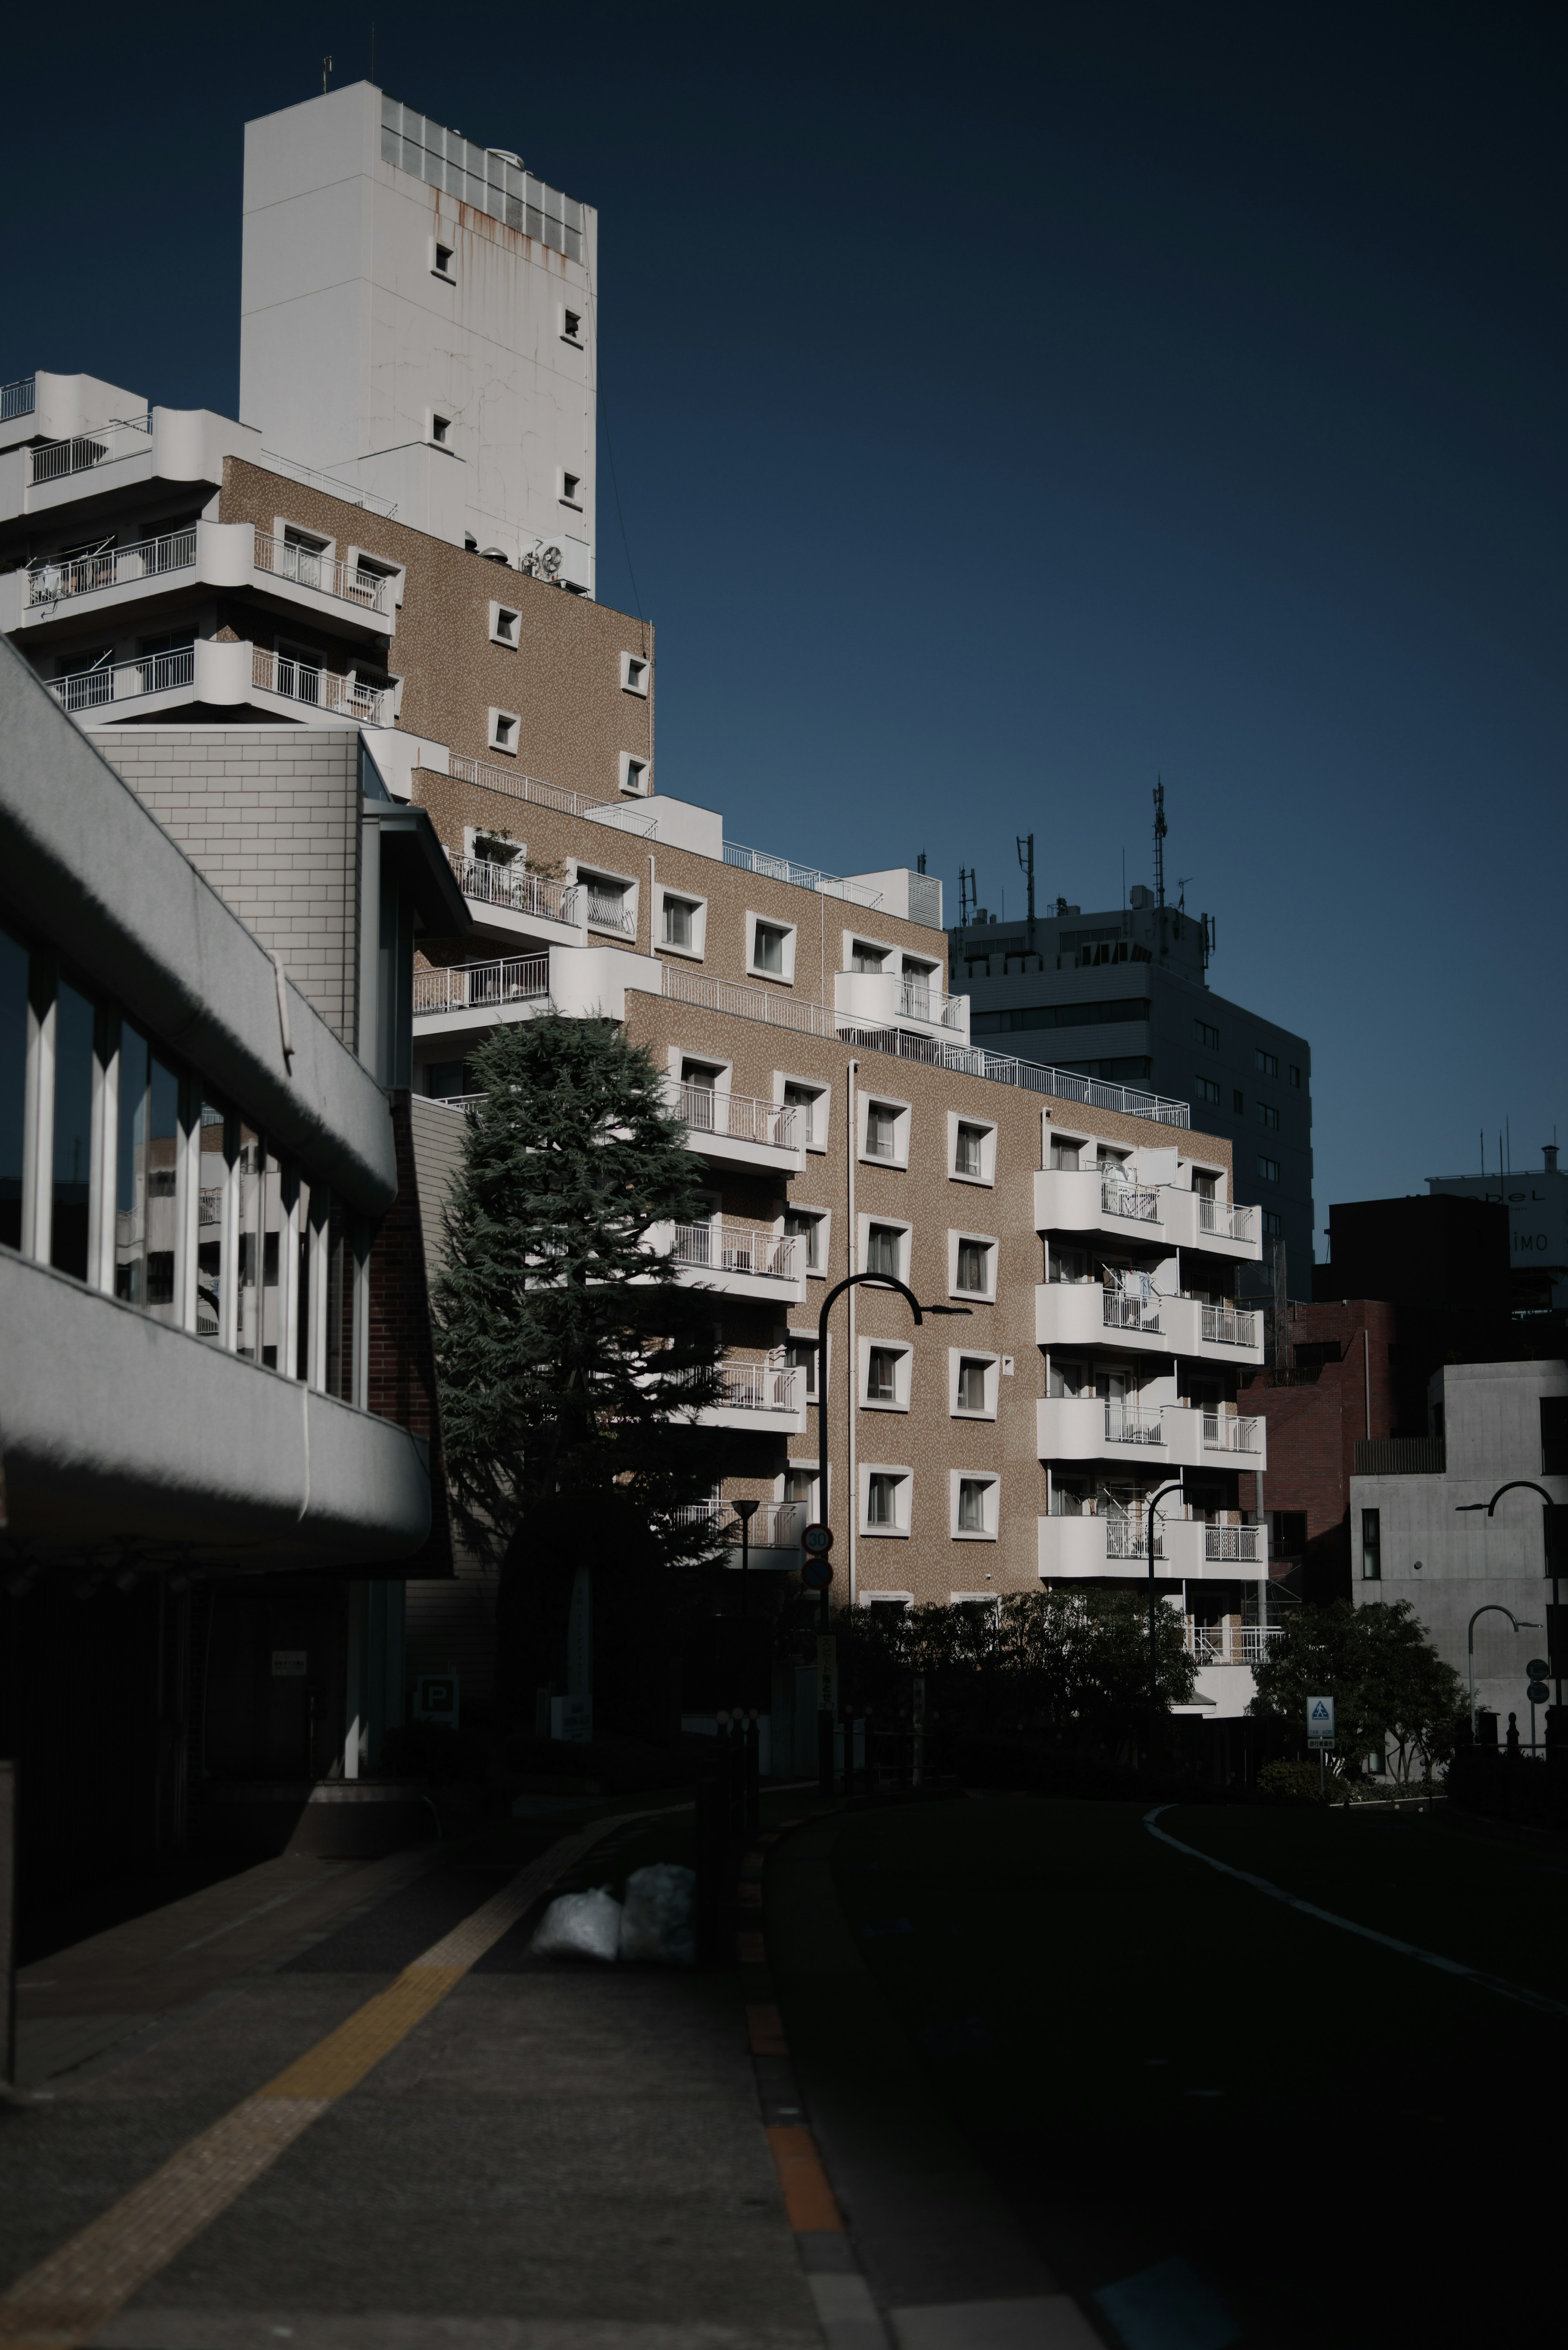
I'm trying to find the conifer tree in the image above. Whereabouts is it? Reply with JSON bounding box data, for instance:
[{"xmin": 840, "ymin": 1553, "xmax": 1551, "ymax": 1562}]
[{"xmin": 432, "ymin": 1015, "xmax": 730, "ymax": 1706}]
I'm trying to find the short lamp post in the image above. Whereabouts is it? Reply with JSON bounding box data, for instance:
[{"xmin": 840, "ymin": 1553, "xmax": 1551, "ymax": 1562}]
[
  {"xmin": 1457, "ymin": 1480, "xmax": 1560, "ymax": 1748},
  {"xmin": 732, "ymin": 1497, "xmax": 760, "ymax": 1620},
  {"xmin": 1464, "ymin": 1603, "xmax": 1539, "ymax": 1736},
  {"xmin": 813, "ymin": 1270, "xmax": 971, "ymax": 1794}
]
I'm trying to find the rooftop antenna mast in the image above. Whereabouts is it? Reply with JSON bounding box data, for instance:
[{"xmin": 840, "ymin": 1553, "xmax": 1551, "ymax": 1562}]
[
  {"xmin": 1016, "ymin": 832, "xmax": 1035, "ymax": 956},
  {"xmin": 958, "ymin": 866, "xmax": 977, "ymax": 926},
  {"xmin": 1153, "ymin": 778, "xmax": 1167, "ymax": 909}
]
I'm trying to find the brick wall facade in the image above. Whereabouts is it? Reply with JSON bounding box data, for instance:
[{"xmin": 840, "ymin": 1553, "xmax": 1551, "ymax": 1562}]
[{"xmin": 1241, "ymin": 1299, "xmax": 1397, "ymax": 1601}]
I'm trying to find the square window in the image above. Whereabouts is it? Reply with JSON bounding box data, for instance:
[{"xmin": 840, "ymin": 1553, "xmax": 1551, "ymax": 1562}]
[
  {"xmin": 619, "ymin": 753, "xmax": 650, "ymax": 794},
  {"xmin": 957, "ymin": 1237, "xmax": 991, "ymax": 1293},
  {"xmin": 865, "ymin": 1222, "xmax": 904, "ymax": 1280},
  {"xmin": 1257, "ymin": 1101, "xmax": 1279, "ymax": 1130},
  {"xmin": 1197, "ymin": 1021, "xmax": 1220, "ymax": 1051},
  {"xmin": 867, "ymin": 1103, "xmax": 898, "ymax": 1158},
  {"xmin": 867, "ymin": 1346, "xmax": 900, "ymax": 1402},
  {"xmin": 433, "ymin": 241, "xmax": 455, "ymax": 278},
  {"xmin": 755, "ymin": 924, "xmax": 784, "ymax": 974},
  {"xmin": 563, "ymin": 307, "xmax": 582, "ymax": 341},
  {"xmin": 662, "ymin": 894, "xmax": 699, "ymax": 950},
  {"xmin": 621, "ymin": 651, "xmax": 649, "ymax": 695},
  {"xmin": 748, "ymin": 917, "xmax": 797, "ymax": 982},
  {"xmin": 958, "ymin": 1479, "xmax": 988, "ymax": 1532},
  {"xmin": 561, "ymin": 470, "xmax": 582, "ymax": 507},
  {"xmin": 953, "ymin": 1353, "xmax": 996, "ymax": 1415},
  {"xmin": 950, "ymin": 1117, "xmax": 996, "ymax": 1184},
  {"xmin": 851, "ymin": 939, "xmax": 888, "ymax": 973},
  {"xmin": 1255, "ymin": 1048, "xmax": 1278, "ymax": 1078},
  {"xmin": 431, "ymin": 414, "xmax": 452, "ymax": 446},
  {"xmin": 487, "ymin": 707, "xmax": 519, "ymax": 754},
  {"xmin": 489, "ymin": 602, "xmax": 520, "ymax": 647},
  {"xmin": 1258, "ymin": 1155, "xmax": 1280, "ymax": 1183},
  {"xmin": 583, "ymin": 873, "xmax": 634, "ymax": 933},
  {"xmin": 1196, "ymin": 1075, "xmax": 1221, "ymax": 1106},
  {"xmin": 863, "ymin": 1468, "xmax": 909, "ymax": 1534},
  {"xmin": 1233, "ymin": 1089, "xmax": 1245, "ymax": 1114}
]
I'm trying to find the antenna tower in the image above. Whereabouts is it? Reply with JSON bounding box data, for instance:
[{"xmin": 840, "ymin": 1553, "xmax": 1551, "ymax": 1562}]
[
  {"xmin": 1016, "ymin": 832, "xmax": 1035, "ymax": 951},
  {"xmin": 1153, "ymin": 778, "xmax": 1167, "ymax": 908}
]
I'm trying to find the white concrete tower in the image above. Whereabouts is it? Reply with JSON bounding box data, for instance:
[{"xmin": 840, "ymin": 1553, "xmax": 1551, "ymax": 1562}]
[{"xmin": 240, "ymin": 81, "xmax": 597, "ymax": 591}]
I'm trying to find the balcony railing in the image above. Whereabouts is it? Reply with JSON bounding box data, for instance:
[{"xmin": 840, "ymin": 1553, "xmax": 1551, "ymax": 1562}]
[
  {"xmin": 413, "ymin": 956, "xmax": 550, "ymax": 1016},
  {"xmin": 673, "ymin": 1222, "xmax": 799, "ymax": 1282},
  {"xmin": 1103, "ymin": 1291, "xmax": 1161, "ymax": 1335},
  {"xmin": 29, "ymin": 415, "xmax": 153, "ymax": 484},
  {"xmin": 724, "ymin": 841, "xmax": 882, "ymax": 907},
  {"xmin": 1105, "ymin": 1406, "xmax": 1165, "ymax": 1446},
  {"xmin": 1104, "ymin": 1518, "xmax": 1161, "ymax": 1560},
  {"xmin": 1198, "ymin": 1197, "xmax": 1257, "ymax": 1242},
  {"xmin": 1204, "ymin": 1524, "xmax": 1265, "ymax": 1564},
  {"xmin": 586, "ymin": 888, "xmax": 635, "ymax": 935},
  {"xmin": 1184, "ymin": 1621, "xmax": 1281, "ymax": 1665},
  {"xmin": 1, "ymin": 377, "xmax": 36, "ymax": 422},
  {"xmin": 48, "ymin": 645, "xmax": 194, "ymax": 713},
  {"xmin": 444, "ymin": 751, "xmax": 617, "ymax": 823},
  {"xmin": 27, "ymin": 526, "xmax": 196, "ymax": 606},
  {"xmin": 252, "ymin": 645, "xmax": 392, "ymax": 725},
  {"xmin": 252, "ymin": 531, "xmax": 390, "ymax": 613},
  {"xmin": 1201, "ymin": 1304, "xmax": 1259, "ymax": 1348},
  {"xmin": 714, "ymin": 1360, "xmax": 801, "ymax": 1413},
  {"xmin": 679, "ymin": 1086, "xmax": 798, "ymax": 1149},
  {"xmin": 1203, "ymin": 1412, "xmax": 1262, "ymax": 1454},
  {"xmin": 448, "ymin": 854, "xmax": 580, "ymax": 926},
  {"xmin": 672, "ymin": 1499, "xmax": 806, "ymax": 1547},
  {"xmin": 1101, "ymin": 1178, "xmax": 1161, "ymax": 1222},
  {"xmin": 897, "ymin": 977, "xmax": 964, "ymax": 1029}
]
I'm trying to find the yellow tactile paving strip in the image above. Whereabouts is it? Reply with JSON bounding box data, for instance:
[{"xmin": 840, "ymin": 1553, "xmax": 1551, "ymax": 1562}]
[{"xmin": 0, "ymin": 1812, "xmax": 650, "ymax": 2350}]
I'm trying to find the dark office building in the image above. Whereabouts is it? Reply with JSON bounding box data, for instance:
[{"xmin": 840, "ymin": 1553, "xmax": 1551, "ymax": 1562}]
[{"xmin": 951, "ymin": 887, "xmax": 1313, "ymax": 1293}]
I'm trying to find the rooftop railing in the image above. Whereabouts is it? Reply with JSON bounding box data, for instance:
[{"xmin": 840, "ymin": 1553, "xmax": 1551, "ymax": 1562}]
[
  {"xmin": 724, "ymin": 841, "xmax": 882, "ymax": 907},
  {"xmin": 252, "ymin": 531, "xmax": 390, "ymax": 613},
  {"xmin": 256, "ymin": 448, "xmax": 399, "ymax": 517},
  {"xmin": 29, "ymin": 415, "xmax": 153, "ymax": 485},
  {"xmin": 448, "ymin": 855, "xmax": 580, "ymax": 926},
  {"xmin": 678, "ymin": 1086, "xmax": 798, "ymax": 1150},
  {"xmin": 1201, "ymin": 1304, "xmax": 1260, "ymax": 1348},
  {"xmin": 48, "ymin": 644, "xmax": 194, "ymax": 713},
  {"xmin": 28, "ymin": 526, "xmax": 196, "ymax": 606},
  {"xmin": 1198, "ymin": 1197, "xmax": 1257, "ymax": 1242},
  {"xmin": 1202, "ymin": 1412, "xmax": 1262, "ymax": 1454},
  {"xmin": 673, "ymin": 1222, "xmax": 799, "ymax": 1282},
  {"xmin": 252, "ymin": 645, "xmax": 392, "ymax": 725},
  {"xmin": 413, "ymin": 956, "xmax": 550, "ymax": 1016},
  {"xmin": 443, "ymin": 751, "xmax": 621, "ymax": 824},
  {"xmin": 1, "ymin": 377, "xmax": 36, "ymax": 422}
]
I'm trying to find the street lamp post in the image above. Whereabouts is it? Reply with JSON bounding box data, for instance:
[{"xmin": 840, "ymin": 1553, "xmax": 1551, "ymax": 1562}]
[
  {"xmin": 1465, "ymin": 1604, "xmax": 1540, "ymax": 1735},
  {"xmin": 1457, "ymin": 1481, "xmax": 1560, "ymax": 1749},
  {"xmin": 732, "ymin": 1497, "xmax": 760, "ymax": 1620},
  {"xmin": 1141, "ymin": 1480, "xmax": 1186, "ymax": 1739},
  {"xmin": 811, "ymin": 1270, "xmax": 971, "ymax": 1793}
]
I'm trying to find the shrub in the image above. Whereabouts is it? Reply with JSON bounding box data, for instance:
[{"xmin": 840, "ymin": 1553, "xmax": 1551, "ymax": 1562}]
[{"xmin": 1257, "ymin": 1758, "xmax": 1326, "ymax": 1806}]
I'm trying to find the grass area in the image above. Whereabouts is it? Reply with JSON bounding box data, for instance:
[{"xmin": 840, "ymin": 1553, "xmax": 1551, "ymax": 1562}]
[{"xmin": 813, "ymin": 1795, "xmax": 1568, "ymax": 2348}]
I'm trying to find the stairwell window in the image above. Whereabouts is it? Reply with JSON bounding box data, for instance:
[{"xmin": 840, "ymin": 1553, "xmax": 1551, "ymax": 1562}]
[
  {"xmin": 432, "ymin": 242, "xmax": 455, "ymax": 280},
  {"xmin": 431, "ymin": 415, "xmax": 452, "ymax": 447},
  {"xmin": 561, "ymin": 471, "xmax": 583, "ymax": 509},
  {"xmin": 1361, "ymin": 1507, "xmax": 1381, "ymax": 1581},
  {"xmin": 487, "ymin": 708, "xmax": 519, "ymax": 755}
]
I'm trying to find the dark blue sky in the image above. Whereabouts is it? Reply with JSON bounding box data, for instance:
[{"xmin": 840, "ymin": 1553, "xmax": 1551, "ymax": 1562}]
[{"xmin": 7, "ymin": 3, "xmax": 1564, "ymax": 1244}]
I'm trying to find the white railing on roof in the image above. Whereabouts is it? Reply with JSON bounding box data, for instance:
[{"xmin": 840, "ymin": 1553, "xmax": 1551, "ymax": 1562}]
[
  {"xmin": 48, "ymin": 645, "xmax": 194, "ymax": 713},
  {"xmin": 252, "ymin": 531, "xmax": 389, "ymax": 613},
  {"xmin": 679, "ymin": 1086, "xmax": 798, "ymax": 1150},
  {"xmin": 1184, "ymin": 1620, "xmax": 1280, "ymax": 1664},
  {"xmin": 1102, "ymin": 1291, "xmax": 1161, "ymax": 1335},
  {"xmin": 448, "ymin": 854, "xmax": 580, "ymax": 926},
  {"xmin": 1202, "ymin": 1412, "xmax": 1261, "ymax": 1454},
  {"xmin": 257, "ymin": 448, "xmax": 398, "ymax": 517},
  {"xmin": 413, "ymin": 956, "xmax": 550, "ymax": 1016},
  {"xmin": 1204, "ymin": 1524, "xmax": 1265, "ymax": 1564},
  {"xmin": 673, "ymin": 1222, "xmax": 799, "ymax": 1282},
  {"xmin": 1105, "ymin": 1405, "xmax": 1165, "ymax": 1446},
  {"xmin": 252, "ymin": 645, "xmax": 392, "ymax": 725},
  {"xmin": 444, "ymin": 751, "xmax": 619, "ymax": 823},
  {"xmin": 1101, "ymin": 1177, "xmax": 1161, "ymax": 1222},
  {"xmin": 1199, "ymin": 1197, "xmax": 1257, "ymax": 1242},
  {"xmin": 1, "ymin": 377, "xmax": 36, "ymax": 423},
  {"xmin": 28, "ymin": 527, "xmax": 196, "ymax": 606},
  {"xmin": 1201, "ymin": 1304, "xmax": 1260, "ymax": 1348},
  {"xmin": 29, "ymin": 416, "xmax": 152, "ymax": 485},
  {"xmin": 659, "ymin": 965, "xmax": 1189, "ymax": 1125},
  {"xmin": 724, "ymin": 841, "xmax": 882, "ymax": 907}
]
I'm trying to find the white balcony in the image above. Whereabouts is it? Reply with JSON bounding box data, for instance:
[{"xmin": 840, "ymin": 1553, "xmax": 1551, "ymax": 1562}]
[
  {"xmin": 1157, "ymin": 1407, "xmax": 1268, "ymax": 1472},
  {"xmin": 46, "ymin": 638, "xmax": 392, "ymax": 729},
  {"xmin": 448, "ymin": 853, "xmax": 583, "ymax": 947},
  {"xmin": 7, "ymin": 522, "xmax": 397, "ymax": 646},
  {"xmin": 675, "ymin": 1085, "xmax": 805, "ymax": 1177},
  {"xmin": 835, "ymin": 968, "xmax": 970, "ymax": 1045},
  {"xmin": 0, "ymin": 402, "xmax": 261, "ymax": 527},
  {"xmin": 1036, "ymin": 1396, "xmax": 1169, "ymax": 1463},
  {"xmin": 1035, "ymin": 1281, "xmax": 1167, "ymax": 1356},
  {"xmin": 1037, "ymin": 1511, "xmax": 1185, "ymax": 1579},
  {"xmin": 413, "ymin": 956, "xmax": 550, "ymax": 1037},
  {"xmin": 1183, "ymin": 1620, "xmax": 1281, "ymax": 1666},
  {"xmin": 1158, "ymin": 1296, "xmax": 1265, "ymax": 1365},
  {"xmin": 1203, "ymin": 1522, "xmax": 1267, "ymax": 1566},
  {"xmin": 1158, "ymin": 1188, "xmax": 1263, "ymax": 1262},
  {"xmin": 675, "ymin": 1359, "xmax": 806, "ymax": 1435},
  {"xmin": 669, "ymin": 1221, "xmax": 804, "ymax": 1304},
  {"xmin": 1033, "ymin": 1168, "xmax": 1169, "ymax": 1242},
  {"xmin": 672, "ymin": 1498, "xmax": 806, "ymax": 1567}
]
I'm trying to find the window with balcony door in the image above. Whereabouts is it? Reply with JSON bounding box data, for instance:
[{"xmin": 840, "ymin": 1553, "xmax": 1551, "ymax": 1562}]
[
  {"xmin": 865, "ymin": 1222, "xmax": 904, "ymax": 1281},
  {"xmin": 851, "ymin": 940, "xmax": 887, "ymax": 972},
  {"xmin": 1049, "ymin": 1137, "xmax": 1082, "ymax": 1170},
  {"xmin": 582, "ymin": 873, "xmax": 633, "ymax": 935},
  {"xmin": 679, "ymin": 1059, "xmax": 721, "ymax": 1131}
]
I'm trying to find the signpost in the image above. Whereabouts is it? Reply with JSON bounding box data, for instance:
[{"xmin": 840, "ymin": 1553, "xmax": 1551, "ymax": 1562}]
[
  {"xmin": 1527, "ymin": 1661, "xmax": 1551, "ymax": 1754},
  {"xmin": 1307, "ymin": 1694, "xmax": 1335, "ymax": 1799},
  {"xmin": 414, "ymin": 1672, "xmax": 459, "ymax": 1730}
]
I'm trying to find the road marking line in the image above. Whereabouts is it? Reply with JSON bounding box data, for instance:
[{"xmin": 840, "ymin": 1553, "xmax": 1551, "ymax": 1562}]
[
  {"xmin": 1144, "ymin": 1805, "xmax": 1568, "ymax": 2019},
  {"xmin": 0, "ymin": 1812, "xmax": 653, "ymax": 2349},
  {"xmin": 766, "ymin": 2125, "xmax": 846, "ymax": 2233}
]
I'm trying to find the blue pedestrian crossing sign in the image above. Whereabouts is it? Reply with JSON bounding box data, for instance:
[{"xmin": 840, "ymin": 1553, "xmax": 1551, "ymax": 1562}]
[{"xmin": 1307, "ymin": 1695, "xmax": 1335, "ymax": 1747}]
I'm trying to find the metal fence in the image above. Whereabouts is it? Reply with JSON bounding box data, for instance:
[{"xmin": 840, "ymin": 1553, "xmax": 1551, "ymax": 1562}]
[
  {"xmin": 679, "ymin": 1086, "xmax": 797, "ymax": 1148},
  {"xmin": 1184, "ymin": 1621, "xmax": 1281, "ymax": 1664},
  {"xmin": 49, "ymin": 645, "xmax": 195, "ymax": 713},
  {"xmin": 447, "ymin": 856, "xmax": 579, "ymax": 926},
  {"xmin": 1105, "ymin": 1407, "xmax": 1166, "ymax": 1446},
  {"xmin": 27, "ymin": 527, "xmax": 196, "ymax": 606},
  {"xmin": 1202, "ymin": 1412, "xmax": 1262, "ymax": 1454},
  {"xmin": 1103, "ymin": 1291, "xmax": 1161, "ymax": 1334},
  {"xmin": 256, "ymin": 448, "xmax": 398, "ymax": 517},
  {"xmin": 252, "ymin": 646, "xmax": 391, "ymax": 725},
  {"xmin": 412, "ymin": 956, "xmax": 550, "ymax": 1015},
  {"xmin": 1201, "ymin": 1304, "xmax": 1260, "ymax": 1348},
  {"xmin": 1203, "ymin": 1525, "xmax": 1265, "ymax": 1563},
  {"xmin": 0, "ymin": 377, "xmax": 36, "ymax": 422},
  {"xmin": 672, "ymin": 1222, "xmax": 799, "ymax": 1281},
  {"xmin": 1102, "ymin": 1179, "xmax": 1161, "ymax": 1222},
  {"xmin": 1199, "ymin": 1196, "xmax": 1257, "ymax": 1241},
  {"xmin": 30, "ymin": 416, "xmax": 152, "ymax": 484},
  {"xmin": 722, "ymin": 841, "xmax": 882, "ymax": 907},
  {"xmin": 252, "ymin": 531, "xmax": 389, "ymax": 613}
]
